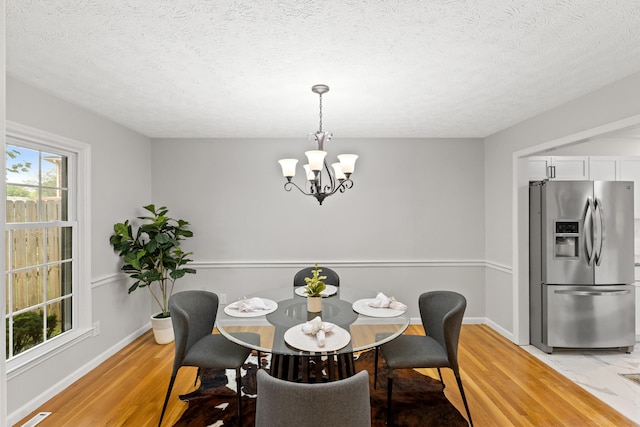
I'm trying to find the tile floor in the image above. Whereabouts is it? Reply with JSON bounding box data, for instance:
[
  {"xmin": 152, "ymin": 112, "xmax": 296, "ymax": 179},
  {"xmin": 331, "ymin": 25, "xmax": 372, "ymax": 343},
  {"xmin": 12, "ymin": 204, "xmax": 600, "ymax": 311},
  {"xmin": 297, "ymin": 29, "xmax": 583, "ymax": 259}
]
[{"xmin": 523, "ymin": 344, "xmax": 640, "ymax": 425}]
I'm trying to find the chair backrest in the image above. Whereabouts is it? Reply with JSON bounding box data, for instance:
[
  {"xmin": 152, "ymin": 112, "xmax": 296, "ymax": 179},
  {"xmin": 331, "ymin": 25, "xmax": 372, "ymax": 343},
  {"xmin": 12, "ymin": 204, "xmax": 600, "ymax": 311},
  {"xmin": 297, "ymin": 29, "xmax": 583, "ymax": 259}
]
[
  {"xmin": 419, "ymin": 291, "xmax": 466, "ymax": 371},
  {"xmin": 169, "ymin": 291, "xmax": 219, "ymax": 373},
  {"xmin": 293, "ymin": 266, "xmax": 340, "ymax": 287},
  {"xmin": 255, "ymin": 369, "xmax": 370, "ymax": 427}
]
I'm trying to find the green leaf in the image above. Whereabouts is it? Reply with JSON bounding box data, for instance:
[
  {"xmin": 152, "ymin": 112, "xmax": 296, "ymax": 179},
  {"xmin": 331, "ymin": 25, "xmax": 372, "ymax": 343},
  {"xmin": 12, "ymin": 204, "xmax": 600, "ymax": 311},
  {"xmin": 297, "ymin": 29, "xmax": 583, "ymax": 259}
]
[
  {"xmin": 155, "ymin": 234, "xmax": 170, "ymax": 244},
  {"xmin": 145, "ymin": 240, "xmax": 158, "ymax": 253},
  {"xmin": 170, "ymin": 270, "xmax": 186, "ymax": 280}
]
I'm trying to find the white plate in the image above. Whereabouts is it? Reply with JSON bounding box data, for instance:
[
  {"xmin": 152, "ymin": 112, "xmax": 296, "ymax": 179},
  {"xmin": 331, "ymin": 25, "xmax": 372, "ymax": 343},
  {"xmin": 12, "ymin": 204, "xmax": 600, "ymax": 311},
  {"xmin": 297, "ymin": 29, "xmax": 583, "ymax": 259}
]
[
  {"xmin": 223, "ymin": 298, "xmax": 278, "ymax": 317},
  {"xmin": 284, "ymin": 324, "xmax": 351, "ymax": 352},
  {"xmin": 294, "ymin": 284, "xmax": 338, "ymax": 298},
  {"xmin": 352, "ymin": 298, "xmax": 406, "ymax": 317}
]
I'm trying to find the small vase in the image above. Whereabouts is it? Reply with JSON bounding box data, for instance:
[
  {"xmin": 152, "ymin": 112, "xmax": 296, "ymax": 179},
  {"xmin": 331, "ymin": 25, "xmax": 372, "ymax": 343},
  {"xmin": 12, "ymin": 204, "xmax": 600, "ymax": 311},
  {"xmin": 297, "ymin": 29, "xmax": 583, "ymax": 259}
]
[{"xmin": 307, "ymin": 296, "xmax": 322, "ymax": 313}]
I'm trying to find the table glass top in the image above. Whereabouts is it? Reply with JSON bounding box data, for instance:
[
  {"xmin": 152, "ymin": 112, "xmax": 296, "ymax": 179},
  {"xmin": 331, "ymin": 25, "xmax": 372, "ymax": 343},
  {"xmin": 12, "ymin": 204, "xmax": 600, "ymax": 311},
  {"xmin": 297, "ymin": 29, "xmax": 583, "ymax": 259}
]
[{"xmin": 216, "ymin": 287, "xmax": 410, "ymax": 355}]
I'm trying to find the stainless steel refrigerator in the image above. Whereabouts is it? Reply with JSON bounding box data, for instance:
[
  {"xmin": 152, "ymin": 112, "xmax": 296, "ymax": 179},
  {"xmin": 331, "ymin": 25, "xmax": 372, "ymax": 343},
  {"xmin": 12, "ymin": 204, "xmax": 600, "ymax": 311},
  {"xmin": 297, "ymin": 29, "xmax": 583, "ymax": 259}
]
[{"xmin": 529, "ymin": 180, "xmax": 636, "ymax": 353}]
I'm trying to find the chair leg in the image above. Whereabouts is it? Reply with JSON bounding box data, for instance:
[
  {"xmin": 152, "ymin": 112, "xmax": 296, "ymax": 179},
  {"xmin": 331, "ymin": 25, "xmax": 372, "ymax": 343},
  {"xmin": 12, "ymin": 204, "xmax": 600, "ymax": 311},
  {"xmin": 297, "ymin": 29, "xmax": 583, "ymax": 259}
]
[
  {"xmin": 454, "ymin": 371, "xmax": 473, "ymax": 427},
  {"xmin": 437, "ymin": 367, "xmax": 445, "ymax": 390},
  {"xmin": 236, "ymin": 367, "xmax": 243, "ymax": 426},
  {"xmin": 387, "ymin": 375, "xmax": 393, "ymax": 426},
  {"xmin": 374, "ymin": 346, "xmax": 379, "ymax": 389},
  {"xmin": 158, "ymin": 374, "xmax": 177, "ymax": 427},
  {"xmin": 194, "ymin": 367, "xmax": 201, "ymax": 386}
]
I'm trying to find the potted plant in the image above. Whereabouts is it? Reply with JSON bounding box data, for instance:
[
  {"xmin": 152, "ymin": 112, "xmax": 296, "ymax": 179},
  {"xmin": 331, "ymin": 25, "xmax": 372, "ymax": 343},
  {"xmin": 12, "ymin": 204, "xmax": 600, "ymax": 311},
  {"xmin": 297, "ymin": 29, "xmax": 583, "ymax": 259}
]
[
  {"xmin": 109, "ymin": 204, "xmax": 196, "ymax": 344},
  {"xmin": 303, "ymin": 263, "xmax": 327, "ymax": 313}
]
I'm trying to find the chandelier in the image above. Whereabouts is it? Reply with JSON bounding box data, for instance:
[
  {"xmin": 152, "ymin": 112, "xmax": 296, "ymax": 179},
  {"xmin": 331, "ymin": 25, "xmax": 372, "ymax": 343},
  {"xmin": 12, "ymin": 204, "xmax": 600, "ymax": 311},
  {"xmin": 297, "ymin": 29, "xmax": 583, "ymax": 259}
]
[{"xmin": 278, "ymin": 84, "xmax": 358, "ymax": 205}]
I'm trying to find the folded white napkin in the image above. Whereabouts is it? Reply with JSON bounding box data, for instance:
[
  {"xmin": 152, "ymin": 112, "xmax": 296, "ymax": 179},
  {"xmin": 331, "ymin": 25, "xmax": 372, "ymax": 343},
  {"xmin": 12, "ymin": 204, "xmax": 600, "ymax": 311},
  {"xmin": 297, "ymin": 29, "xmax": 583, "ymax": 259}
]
[
  {"xmin": 368, "ymin": 292, "xmax": 407, "ymax": 310},
  {"xmin": 227, "ymin": 297, "xmax": 270, "ymax": 312},
  {"xmin": 301, "ymin": 316, "xmax": 335, "ymax": 347}
]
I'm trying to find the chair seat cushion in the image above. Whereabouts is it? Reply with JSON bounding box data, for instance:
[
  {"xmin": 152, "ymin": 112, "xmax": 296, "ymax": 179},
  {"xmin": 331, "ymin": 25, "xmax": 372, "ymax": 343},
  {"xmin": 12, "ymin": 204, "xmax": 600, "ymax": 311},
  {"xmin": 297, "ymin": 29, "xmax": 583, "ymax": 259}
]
[
  {"xmin": 380, "ymin": 334, "xmax": 449, "ymax": 369},
  {"xmin": 183, "ymin": 332, "xmax": 260, "ymax": 369}
]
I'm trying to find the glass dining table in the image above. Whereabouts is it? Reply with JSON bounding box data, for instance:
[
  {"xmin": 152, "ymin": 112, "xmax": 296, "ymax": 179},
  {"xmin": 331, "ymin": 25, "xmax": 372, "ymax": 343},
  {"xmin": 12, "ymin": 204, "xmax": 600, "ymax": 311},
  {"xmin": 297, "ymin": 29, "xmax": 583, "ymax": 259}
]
[{"xmin": 216, "ymin": 287, "xmax": 410, "ymax": 382}]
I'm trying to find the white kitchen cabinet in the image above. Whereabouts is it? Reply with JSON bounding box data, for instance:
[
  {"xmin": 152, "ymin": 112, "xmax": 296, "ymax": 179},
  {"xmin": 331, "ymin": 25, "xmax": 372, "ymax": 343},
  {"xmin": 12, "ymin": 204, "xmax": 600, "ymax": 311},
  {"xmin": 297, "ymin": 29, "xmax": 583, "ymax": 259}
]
[
  {"xmin": 528, "ymin": 156, "xmax": 589, "ymax": 181},
  {"xmin": 589, "ymin": 156, "xmax": 620, "ymax": 181},
  {"xmin": 528, "ymin": 157, "xmax": 551, "ymax": 180},
  {"xmin": 620, "ymin": 157, "xmax": 640, "ymax": 218}
]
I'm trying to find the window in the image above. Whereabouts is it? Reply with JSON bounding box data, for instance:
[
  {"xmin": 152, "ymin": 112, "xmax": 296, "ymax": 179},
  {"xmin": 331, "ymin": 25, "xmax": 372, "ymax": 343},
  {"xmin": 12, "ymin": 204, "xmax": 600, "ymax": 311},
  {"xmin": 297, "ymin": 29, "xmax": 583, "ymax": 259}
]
[{"xmin": 4, "ymin": 123, "xmax": 91, "ymax": 369}]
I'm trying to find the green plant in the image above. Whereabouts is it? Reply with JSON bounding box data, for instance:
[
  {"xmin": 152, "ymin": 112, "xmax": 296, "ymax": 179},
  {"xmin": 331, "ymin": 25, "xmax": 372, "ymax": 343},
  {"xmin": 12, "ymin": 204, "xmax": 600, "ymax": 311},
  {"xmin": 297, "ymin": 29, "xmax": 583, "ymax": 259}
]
[
  {"xmin": 6, "ymin": 311, "xmax": 58, "ymax": 358},
  {"xmin": 109, "ymin": 204, "xmax": 196, "ymax": 317},
  {"xmin": 303, "ymin": 263, "xmax": 327, "ymax": 297}
]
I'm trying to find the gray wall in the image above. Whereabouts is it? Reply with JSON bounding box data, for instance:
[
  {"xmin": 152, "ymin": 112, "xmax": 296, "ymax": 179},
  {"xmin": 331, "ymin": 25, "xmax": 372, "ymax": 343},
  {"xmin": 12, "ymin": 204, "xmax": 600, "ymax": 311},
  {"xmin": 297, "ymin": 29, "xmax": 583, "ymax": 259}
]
[
  {"xmin": 484, "ymin": 71, "xmax": 640, "ymax": 343},
  {"xmin": 151, "ymin": 137, "xmax": 487, "ymax": 320},
  {"xmin": 5, "ymin": 76, "xmax": 154, "ymax": 421}
]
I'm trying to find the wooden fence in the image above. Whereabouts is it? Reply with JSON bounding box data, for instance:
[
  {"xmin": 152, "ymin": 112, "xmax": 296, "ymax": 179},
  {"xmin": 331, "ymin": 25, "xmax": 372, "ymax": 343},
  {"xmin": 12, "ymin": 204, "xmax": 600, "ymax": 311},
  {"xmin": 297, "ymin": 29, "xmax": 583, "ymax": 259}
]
[{"xmin": 6, "ymin": 199, "xmax": 63, "ymax": 314}]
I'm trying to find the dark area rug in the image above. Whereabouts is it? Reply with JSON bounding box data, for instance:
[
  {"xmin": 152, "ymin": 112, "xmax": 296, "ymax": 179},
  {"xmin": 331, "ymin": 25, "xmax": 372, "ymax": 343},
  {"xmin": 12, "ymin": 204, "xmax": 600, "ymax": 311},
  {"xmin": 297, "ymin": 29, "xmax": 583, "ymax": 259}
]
[{"xmin": 174, "ymin": 350, "xmax": 468, "ymax": 426}]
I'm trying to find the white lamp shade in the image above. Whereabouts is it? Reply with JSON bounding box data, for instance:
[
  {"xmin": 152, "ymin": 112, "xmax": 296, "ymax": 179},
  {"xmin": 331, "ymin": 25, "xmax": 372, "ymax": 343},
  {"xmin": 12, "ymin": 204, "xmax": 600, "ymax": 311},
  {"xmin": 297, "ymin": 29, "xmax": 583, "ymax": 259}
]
[
  {"xmin": 305, "ymin": 150, "xmax": 327, "ymax": 171},
  {"xmin": 331, "ymin": 163, "xmax": 346, "ymax": 180},
  {"xmin": 303, "ymin": 164, "xmax": 315, "ymax": 181},
  {"xmin": 337, "ymin": 154, "xmax": 358, "ymax": 174},
  {"xmin": 278, "ymin": 159, "xmax": 298, "ymax": 177}
]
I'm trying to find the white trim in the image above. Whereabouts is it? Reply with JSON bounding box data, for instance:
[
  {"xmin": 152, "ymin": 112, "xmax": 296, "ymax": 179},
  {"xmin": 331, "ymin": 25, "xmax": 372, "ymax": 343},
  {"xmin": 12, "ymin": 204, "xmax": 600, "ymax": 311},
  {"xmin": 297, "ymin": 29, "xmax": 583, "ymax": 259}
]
[
  {"xmin": 407, "ymin": 317, "xmax": 486, "ymax": 326},
  {"xmin": 96, "ymin": 261, "xmax": 511, "ymax": 285},
  {"xmin": 514, "ymin": 114, "xmax": 640, "ymax": 158},
  {"xmin": 7, "ymin": 324, "xmax": 150, "ymax": 427},
  {"xmin": 485, "ymin": 318, "xmax": 515, "ymax": 342},
  {"xmin": 7, "ymin": 329, "xmax": 93, "ymax": 379},
  {"xmin": 91, "ymin": 272, "xmax": 127, "ymax": 289},
  {"xmin": 6, "ymin": 121, "xmax": 92, "ymax": 154},
  {"xmin": 1, "ymin": 5, "xmax": 8, "ymax": 422},
  {"xmin": 92, "ymin": 261, "xmax": 510, "ymax": 293},
  {"xmin": 484, "ymin": 260, "xmax": 512, "ymax": 274},
  {"xmin": 190, "ymin": 259, "xmax": 501, "ymax": 270},
  {"xmin": 410, "ymin": 316, "xmax": 487, "ymax": 326},
  {"xmin": 4, "ymin": 121, "xmax": 93, "ymax": 371}
]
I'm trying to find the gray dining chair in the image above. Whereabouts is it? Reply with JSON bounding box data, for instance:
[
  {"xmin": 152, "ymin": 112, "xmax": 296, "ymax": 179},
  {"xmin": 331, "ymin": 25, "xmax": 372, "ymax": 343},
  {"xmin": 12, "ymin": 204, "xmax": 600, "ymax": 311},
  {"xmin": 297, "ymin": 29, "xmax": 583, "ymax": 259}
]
[
  {"xmin": 255, "ymin": 369, "xmax": 371, "ymax": 427},
  {"xmin": 293, "ymin": 265, "xmax": 340, "ymax": 287},
  {"xmin": 158, "ymin": 290, "xmax": 260, "ymax": 427},
  {"xmin": 374, "ymin": 290, "xmax": 473, "ymax": 426}
]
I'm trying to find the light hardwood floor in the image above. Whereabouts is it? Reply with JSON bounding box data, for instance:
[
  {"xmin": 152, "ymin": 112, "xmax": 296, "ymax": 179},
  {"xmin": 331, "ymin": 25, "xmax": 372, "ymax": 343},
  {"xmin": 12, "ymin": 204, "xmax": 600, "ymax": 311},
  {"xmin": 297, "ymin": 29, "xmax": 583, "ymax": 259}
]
[{"xmin": 16, "ymin": 324, "xmax": 638, "ymax": 426}]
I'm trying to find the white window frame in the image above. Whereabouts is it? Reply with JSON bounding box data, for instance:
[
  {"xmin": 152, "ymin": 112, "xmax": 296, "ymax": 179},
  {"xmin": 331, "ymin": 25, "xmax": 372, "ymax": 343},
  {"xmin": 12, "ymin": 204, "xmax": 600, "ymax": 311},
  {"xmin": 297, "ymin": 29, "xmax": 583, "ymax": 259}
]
[{"xmin": 5, "ymin": 122, "xmax": 92, "ymax": 377}]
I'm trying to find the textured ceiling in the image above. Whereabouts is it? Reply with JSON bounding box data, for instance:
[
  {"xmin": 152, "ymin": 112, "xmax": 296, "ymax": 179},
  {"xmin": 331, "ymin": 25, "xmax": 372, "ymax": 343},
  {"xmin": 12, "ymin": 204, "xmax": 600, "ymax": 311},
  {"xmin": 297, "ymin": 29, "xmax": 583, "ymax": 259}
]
[{"xmin": 6, "ymin": 1, "xmax": 640, "ymax": 138}]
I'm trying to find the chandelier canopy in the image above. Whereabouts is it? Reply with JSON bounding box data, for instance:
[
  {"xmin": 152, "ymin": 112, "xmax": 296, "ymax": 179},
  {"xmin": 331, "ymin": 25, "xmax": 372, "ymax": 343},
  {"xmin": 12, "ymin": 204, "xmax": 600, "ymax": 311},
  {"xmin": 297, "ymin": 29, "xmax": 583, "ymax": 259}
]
[{"xmin": 278, "ymin": 84, "xmax": 358, "ymax": 205}]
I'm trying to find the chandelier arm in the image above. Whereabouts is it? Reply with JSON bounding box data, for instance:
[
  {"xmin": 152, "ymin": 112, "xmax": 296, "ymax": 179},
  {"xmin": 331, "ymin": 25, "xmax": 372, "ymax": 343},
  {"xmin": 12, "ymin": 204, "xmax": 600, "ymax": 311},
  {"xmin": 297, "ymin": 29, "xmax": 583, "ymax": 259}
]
[
  {"xmin": 323, "ymin": 159, "xmax": 336, "ymax": 193},
  {"xmin": 338, "ymin": 179, "xmax": 354, "ymax": 193},
  {"xmin": 284, "ymin": 180, "xmax": 315, "ymax": 196},
  {"xmin": 323, "ymin": 178, "xmax": 354, "ymax": 197}
]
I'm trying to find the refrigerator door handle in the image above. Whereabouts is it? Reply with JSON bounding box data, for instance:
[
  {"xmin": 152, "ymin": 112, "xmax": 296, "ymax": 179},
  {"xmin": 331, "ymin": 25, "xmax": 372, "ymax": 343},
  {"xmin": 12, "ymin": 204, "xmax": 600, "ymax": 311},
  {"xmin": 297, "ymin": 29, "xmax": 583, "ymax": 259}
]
[
  {"xmin": 594, "ymin": 198, "xmax": 603, "ymax": 266},
  {"xmin": 584, "ymin": 197, "xmax": 595, "ymax": 266},
  {"xmin": 554, "ymin": 289, "xmax": 631, "ymax": 296}
]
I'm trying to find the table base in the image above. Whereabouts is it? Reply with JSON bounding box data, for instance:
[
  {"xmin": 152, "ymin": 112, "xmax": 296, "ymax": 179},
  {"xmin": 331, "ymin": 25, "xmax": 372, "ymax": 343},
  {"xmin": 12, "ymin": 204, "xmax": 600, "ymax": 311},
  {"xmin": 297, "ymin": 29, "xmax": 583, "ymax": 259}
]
[{"xmin": 270, "ymin": 353, "xmax": 356, "ymax": 383}]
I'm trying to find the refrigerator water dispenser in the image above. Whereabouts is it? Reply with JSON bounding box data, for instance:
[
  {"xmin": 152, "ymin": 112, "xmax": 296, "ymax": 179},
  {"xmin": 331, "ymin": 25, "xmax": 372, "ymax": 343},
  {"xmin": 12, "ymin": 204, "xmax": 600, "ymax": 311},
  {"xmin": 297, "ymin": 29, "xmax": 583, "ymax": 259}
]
[{"xmin": 554, "ymin": 221, "xmax": 579, "ymax": 258}]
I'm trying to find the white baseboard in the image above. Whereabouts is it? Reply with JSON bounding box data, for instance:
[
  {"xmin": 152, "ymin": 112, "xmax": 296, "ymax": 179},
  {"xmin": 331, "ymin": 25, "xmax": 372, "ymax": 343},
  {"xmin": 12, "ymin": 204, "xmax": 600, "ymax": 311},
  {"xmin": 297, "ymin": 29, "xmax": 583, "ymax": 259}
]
[
  {"xmin": 410, "ymin": 316, "xmax": 485, "ymax": 326},
  {"xmin": 7, "ymin": 323, "xmax": 151, "ymax": 426},
  {"xmin": 484, "ymin": 318, "xmax": 515, "ymax": 342}
]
